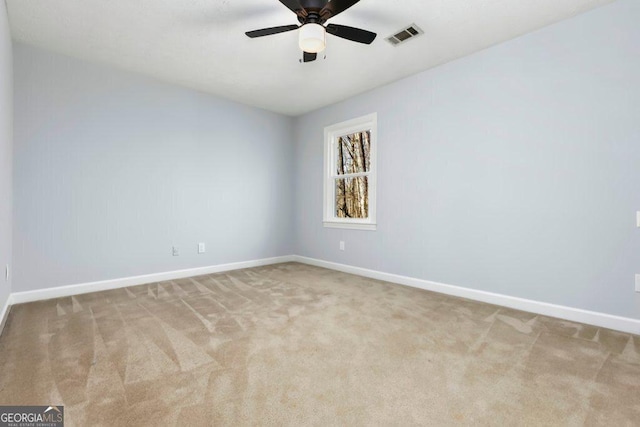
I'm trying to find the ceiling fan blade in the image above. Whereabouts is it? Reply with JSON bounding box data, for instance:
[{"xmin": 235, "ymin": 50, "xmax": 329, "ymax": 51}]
[
  {"xmin": 279, "ymin": 0, "xmax": 307, "ymax": 17},
  {"xmin": 245, "ymin": 25, "xmax": 299, "ymax": 38},
  {"xmin": 326, "ymin": 24, "xmax": 376, "ymax": 44},
  {"xmin": 303, "ymin": 52, "xmax": 317, "ymax": 62},
  {"xmin": 320, "ymin": 0, "xmax": 360, "ymax": 20}
]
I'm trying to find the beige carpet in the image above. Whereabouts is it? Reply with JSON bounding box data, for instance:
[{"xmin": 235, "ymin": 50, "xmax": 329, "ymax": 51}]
[{"xmin": 0, "ymin": 262, "xmax": 638, "ymax": 426}]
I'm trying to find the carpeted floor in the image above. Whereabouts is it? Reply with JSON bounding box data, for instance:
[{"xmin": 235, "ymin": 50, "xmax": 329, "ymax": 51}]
[{"xmin": 0, "ymin": 262, "xmax": 638, "ymax": 426}]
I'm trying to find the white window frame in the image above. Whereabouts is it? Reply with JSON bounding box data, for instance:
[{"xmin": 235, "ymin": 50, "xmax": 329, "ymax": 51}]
[{"xmin": 323, "ymin": 113, "xmax": 377, "ymax": 231}]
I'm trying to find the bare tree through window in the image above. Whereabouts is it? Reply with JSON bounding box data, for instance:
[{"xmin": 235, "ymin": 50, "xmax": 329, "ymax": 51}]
[{"xmin": 335, "ymin": 130, "xmax": 371, "ymax": 218}]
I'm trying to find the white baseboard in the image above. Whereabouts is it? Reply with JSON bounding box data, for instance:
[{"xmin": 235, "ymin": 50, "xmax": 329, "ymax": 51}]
[
  {"xmin": 0, "ymin": 293, "xmax": 12, "ymax": 337},
  {"xmin": 4, "ymin": 254, "xmax": 639, "ymax": 336},
  {"xmin": 292, "ymin": 255, "xmax": 640, "ymax": 336},
  {"xmin": 10, "ymin": 255, "xmax": 295, "ymax": 305}
]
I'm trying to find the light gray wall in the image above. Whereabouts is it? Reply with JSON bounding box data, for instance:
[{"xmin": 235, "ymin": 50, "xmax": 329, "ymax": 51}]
[
  {"xmin": 294, "ymin": 0, "xmax": 640, "ymax": 319},
  {"xmin": 13, "ymin": 43, "xmax": 294, "ymax": 292},
  {"xmin": 0, "ymin": 2, "xmax": 13, "ymax": 311}
]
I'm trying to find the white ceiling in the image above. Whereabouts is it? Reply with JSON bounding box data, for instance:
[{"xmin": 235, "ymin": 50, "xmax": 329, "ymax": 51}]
[{"xmin": 6, "ymin": 0, "xmax": 613, "ymax": 116}]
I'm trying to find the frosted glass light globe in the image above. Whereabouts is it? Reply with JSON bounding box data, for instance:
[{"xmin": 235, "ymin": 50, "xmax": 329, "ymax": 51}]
[{"xmin": 299, "ymin": 23, "xmax": 326, "ymax": 53}]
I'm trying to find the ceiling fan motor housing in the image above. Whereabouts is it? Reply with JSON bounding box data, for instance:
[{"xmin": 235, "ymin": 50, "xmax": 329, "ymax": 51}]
[{"xmin": 299, "ymin": 12, "xmax": 323, "ymax": 25}]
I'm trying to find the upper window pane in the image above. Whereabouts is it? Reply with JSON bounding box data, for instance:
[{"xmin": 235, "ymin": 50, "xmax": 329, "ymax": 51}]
[{"xmin": 336, "ymin": 130, "xmax": 371, "ymax": 175}]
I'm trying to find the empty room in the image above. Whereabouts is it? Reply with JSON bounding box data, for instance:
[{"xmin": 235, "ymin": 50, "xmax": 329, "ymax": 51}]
[{"xmin": 0, "ymin": 0, "xmax": 639, "ymax": 425}]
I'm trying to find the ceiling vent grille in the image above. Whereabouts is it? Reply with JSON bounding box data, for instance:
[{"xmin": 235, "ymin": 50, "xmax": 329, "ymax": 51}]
[{"xmin": 386, "ymin": 24, "xmax": 424, "ymax": 46}]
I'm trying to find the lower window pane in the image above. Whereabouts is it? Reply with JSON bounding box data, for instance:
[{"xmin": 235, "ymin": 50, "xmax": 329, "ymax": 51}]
[{"xmin": 335, "ymin": 176, "xmax": 369, "ymax": 218}]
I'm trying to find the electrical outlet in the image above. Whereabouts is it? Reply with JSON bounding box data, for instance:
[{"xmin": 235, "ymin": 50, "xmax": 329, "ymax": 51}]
[
  {"xmin": 637, "ymin": 211, "xmax": 640, "ymax": 228},
  {"xmin": 198, "ymin": 243, "xmax": 206, "ymax": 254},
  {"xmin": 172, "ymin": 246, "xmax": 179, "ymax": 256},
  {"xmin": 636, "ymin": 274, "xmax": 640, "ymax": 293},
  {"xmin": 339, "ymin": 241, "xmax": 345, "ymax": 251},
  {"xmin": 5, "ymin": 264, "xmax": 8, "ymax": 281}
]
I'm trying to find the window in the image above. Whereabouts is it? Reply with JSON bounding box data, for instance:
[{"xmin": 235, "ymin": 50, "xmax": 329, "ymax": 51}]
[{"xmin": 323, "ymin": 113, "xmax": 377, "ymax": 230}]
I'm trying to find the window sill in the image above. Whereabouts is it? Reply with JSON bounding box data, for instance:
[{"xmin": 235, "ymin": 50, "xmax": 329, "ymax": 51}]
[{"xmin": 323, "ymin": 221, "xmax": 377, "ymax": 231}]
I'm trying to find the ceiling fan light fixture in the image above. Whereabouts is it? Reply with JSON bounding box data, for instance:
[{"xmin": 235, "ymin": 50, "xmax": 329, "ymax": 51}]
[{"xmin": 299, "ymin": 23, "xmax": 326, "ymax": 53}]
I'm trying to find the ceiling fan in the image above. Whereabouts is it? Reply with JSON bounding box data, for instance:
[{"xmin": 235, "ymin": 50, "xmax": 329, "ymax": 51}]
[{"xmin": 245, "ymin": 0, "xmax": 377, "ymax": 63}]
